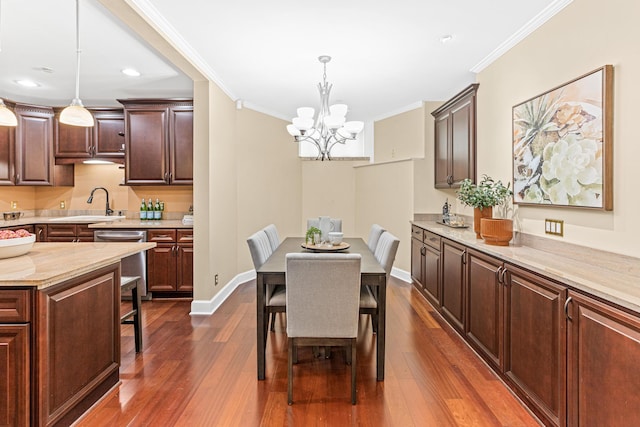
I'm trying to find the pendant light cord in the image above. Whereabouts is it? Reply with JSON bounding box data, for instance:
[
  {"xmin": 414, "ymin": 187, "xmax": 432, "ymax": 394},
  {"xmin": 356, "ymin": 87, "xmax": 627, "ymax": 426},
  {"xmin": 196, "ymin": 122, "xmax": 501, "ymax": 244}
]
[{"xmin": 74, "ymin": 0, "xmax": 81, "ymax": 100}]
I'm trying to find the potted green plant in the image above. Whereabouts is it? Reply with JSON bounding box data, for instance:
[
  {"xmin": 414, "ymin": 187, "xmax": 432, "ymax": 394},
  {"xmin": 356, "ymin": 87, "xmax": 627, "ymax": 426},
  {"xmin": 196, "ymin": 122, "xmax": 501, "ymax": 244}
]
[
  {"xmin": 305, "ymin": 226, "xmax": 322, "ymax": 245},
  {"xmin": 457, "ymin": 174, "xmax": 513, "ymax": 241}
]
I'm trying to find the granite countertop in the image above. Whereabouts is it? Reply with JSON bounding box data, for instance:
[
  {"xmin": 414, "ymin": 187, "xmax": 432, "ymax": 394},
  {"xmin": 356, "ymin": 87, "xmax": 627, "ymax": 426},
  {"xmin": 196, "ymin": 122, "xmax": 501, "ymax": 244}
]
[
  {"xmin": 0, "ymin": 216, "xmax": 192, "ymax": 229},
  {"xmin": 0, "ymin": 242, "xmax": 156, "ymax": 289},
  {"xmin": 411, "ymin": 219, "xmax": 640, "ymax": 314}
]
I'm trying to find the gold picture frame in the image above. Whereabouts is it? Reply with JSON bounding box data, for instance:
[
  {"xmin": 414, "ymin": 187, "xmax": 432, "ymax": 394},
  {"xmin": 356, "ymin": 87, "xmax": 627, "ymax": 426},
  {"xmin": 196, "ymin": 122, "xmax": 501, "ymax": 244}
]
[{"xmin": 512, "ymin": 65, "xmax": 613, "ymax": 210}]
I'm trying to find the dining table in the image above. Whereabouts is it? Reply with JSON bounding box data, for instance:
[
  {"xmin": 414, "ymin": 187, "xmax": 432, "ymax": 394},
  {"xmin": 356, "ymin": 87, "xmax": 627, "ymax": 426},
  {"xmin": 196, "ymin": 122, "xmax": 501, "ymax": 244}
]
[{"xmin": 256, "ymin": 237, "xmax": 388, "ymax": 381}]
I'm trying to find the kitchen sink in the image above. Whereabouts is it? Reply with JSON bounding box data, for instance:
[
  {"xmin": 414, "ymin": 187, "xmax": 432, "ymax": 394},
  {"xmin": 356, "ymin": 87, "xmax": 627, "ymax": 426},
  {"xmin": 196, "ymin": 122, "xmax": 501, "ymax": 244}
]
[{"xmin": 48, "ymin": 215, "xmax": 126, "ymax": 223}]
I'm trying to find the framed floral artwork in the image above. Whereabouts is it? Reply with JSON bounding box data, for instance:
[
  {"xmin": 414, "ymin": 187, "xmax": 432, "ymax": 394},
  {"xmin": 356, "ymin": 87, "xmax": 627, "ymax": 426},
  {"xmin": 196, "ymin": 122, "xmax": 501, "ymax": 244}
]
[{"xmin": 512, "ymin": 65, "xmax": 613, "ymax": 210}]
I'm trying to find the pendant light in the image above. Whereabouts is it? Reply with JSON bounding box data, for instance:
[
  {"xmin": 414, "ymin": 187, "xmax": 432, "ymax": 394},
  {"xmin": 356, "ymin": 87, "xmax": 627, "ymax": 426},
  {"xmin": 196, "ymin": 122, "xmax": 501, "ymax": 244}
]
[
  {"xmin": 0, "ymin": 1, "xmax": 17, "ymax": 126},
  {"xmin": 59, "ymin": 0, "xmax": 94, "ymax": 127}
]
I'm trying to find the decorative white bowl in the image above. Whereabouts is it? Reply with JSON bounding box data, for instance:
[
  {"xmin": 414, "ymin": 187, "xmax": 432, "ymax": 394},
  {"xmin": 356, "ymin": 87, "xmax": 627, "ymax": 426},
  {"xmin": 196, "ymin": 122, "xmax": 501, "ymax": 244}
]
[
  {"xmin": 328, "ymin": 231, "xmax": 344, "ymax": 245},
  {"xmin": 0, "ymin": 234, "xmax": 36, "ymax": 259}
]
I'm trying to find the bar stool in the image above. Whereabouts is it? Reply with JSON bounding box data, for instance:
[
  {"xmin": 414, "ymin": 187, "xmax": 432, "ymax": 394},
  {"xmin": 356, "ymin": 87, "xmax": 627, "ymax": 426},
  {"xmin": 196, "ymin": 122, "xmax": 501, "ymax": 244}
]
[{"xmin": 120, "ymin": 276, "xmax": 143, "ymax": 352}]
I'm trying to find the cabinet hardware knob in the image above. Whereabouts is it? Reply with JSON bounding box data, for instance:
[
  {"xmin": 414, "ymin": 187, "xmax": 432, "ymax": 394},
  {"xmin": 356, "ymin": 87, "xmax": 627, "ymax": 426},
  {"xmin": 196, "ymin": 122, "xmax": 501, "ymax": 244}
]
[
  {"xmin": 118, "ymin": 132, "xmax": 125, "ymax": 137},
  {"xmin": 496, "ymin": 266, "xmax": 503, "ymax": 284},
  {"xmin": 564, "ymin": 296, "xmax": 573, "ymax": 320}
]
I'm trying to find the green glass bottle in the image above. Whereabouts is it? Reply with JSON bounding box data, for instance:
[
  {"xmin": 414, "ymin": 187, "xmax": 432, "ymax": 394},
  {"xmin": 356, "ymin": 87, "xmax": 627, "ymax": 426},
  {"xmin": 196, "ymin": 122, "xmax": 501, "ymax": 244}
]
[
  {"xmin": 147, "ymin": 199, "xmax": 154, "ymax": 220},
  {"xmin": 139, "ymin": 198, "xmax": 147, "ymax": 220},
  {"xmin": 154, "ymin": 198, "xmax": 161, "ymax": 220}
]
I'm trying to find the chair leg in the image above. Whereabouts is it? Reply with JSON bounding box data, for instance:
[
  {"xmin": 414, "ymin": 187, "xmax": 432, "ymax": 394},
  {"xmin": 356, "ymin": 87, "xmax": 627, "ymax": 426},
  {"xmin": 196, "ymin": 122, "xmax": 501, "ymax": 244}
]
[
  {"xmin": 132, "ymin": 281, "xmax": 143, "ymax": 352},
  {"xmin": 372, "ymin": 313, "xmax": 378, "ymax": 335},
  {"xmin": 288, "ymin": 338, "xmax": 294, "ymax": 405},
  {"xmin": 351, "ymin": 338, "xmax": 357, "ymax": 405},
  {"xmin": 270, "ymin": 312, "xmax": 276, "ymax": 332}
]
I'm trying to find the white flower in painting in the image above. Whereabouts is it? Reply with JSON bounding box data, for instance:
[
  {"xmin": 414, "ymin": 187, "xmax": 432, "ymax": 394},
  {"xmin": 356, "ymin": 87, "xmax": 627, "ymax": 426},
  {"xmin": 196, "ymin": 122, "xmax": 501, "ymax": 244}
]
[
  {"xmin": 540, "ymin": 134, "xmax": 602, "ymax": 206},
  {"xmin": 523, "ymin": 183, "xmax": 545, "ymax": 203}
]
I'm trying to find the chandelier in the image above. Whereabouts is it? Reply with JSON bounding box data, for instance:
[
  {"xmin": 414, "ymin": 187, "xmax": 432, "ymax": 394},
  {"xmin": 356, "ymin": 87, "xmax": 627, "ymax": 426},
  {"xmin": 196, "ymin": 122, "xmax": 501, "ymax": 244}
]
[{"xmin": 286, "ymin": 56, "xmax": 364, "ymax": 161}]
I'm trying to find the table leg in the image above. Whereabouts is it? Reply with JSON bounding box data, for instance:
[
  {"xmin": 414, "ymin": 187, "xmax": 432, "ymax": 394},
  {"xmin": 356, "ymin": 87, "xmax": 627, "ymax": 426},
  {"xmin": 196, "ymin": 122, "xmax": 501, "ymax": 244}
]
[
  {"xmin": 257, "ymin": 272, "xmax": 266, "ymax": 380},
  {"xmin": 377, "ymin": 274, "xmax": 386, "ymax": 381}
]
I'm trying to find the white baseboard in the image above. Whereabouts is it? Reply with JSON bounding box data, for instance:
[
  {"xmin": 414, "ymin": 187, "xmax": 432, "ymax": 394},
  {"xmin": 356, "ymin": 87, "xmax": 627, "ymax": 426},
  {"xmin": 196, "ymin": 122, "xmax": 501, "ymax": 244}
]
[
  {"xmin": 190, "ymin": 267, "xmax": 411, "ymax": 316},
  {"xmin": 190, "ymin": 270, "xmax": 254, "ymax": 315},
  {"xmin": 391, "ymin": 267, "xmax": 411, "ymax": 283}
]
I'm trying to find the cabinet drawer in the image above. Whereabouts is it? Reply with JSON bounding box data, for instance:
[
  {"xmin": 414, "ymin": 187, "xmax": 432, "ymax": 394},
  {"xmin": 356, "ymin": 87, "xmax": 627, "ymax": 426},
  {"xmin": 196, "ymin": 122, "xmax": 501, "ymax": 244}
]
[
  {"xmin": 177, "ymin": 229, "xmax": 193, "ymax": 244},
  {"xmin": 411, "ymin": 225, "xmax": 424, "ymax": 241},
  {"xmin": 147, "ymin": 229, "xmax": 177, "ymax": 242},
  {"xmin": 424, "ymin": 231, "xmax": 441, "ymax": 250},
  {"xmin": 0, "ymin": 290, "xmax": 31, "ymax": 322},
  {"xmin": 47, "ymin": 224, "xmax": 77, "ymax": 237}
]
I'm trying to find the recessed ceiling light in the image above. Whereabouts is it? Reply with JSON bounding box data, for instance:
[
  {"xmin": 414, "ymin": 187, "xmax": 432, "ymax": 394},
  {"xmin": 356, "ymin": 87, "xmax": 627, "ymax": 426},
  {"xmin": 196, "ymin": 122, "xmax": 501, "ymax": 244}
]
[
  {"xmin": 15, "ymin": 79, "xmax": 40, "ymax": 88},
  {"xmin": 35, "ymin": 66, "xmax": 54, "ymax": 73},
  {"xmin": 440, "ymin": 35, "xmax": 454, "ymax": 44},
  {"xmin": 121, "ymin": 68, "xmax": 141, "ymax": 77}
]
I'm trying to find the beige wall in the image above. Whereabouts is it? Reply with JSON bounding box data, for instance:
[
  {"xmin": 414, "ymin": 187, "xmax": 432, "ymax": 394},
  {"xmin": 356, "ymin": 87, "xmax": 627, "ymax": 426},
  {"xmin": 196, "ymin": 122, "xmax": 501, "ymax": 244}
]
[
  {"xmin": 374, "ymin": 108, "xmax": 425, "ymax": 163},
  {"xmin": 476, "ymin": 0, "xmax": 640, "ymax": 257}
]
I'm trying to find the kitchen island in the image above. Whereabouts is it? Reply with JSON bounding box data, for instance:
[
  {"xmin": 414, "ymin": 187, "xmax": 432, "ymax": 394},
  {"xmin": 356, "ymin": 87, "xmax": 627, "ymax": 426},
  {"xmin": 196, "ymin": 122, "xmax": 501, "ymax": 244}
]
[{"xmin": 0, "ymin": 242, "xmax": 155, "ymax": 427}]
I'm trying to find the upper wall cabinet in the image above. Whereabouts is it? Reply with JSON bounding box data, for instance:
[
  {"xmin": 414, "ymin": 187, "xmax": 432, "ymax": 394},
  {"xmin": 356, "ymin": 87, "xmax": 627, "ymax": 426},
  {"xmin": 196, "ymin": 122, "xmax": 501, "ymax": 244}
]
[
  {"xmin": 14, "ymin": 104, "xmax": 73, "ymax": 186},
  {"xmin": 431, "ymin": 84, "xmax": 478, "ymax": 188},
  {"xmin": 54, "ymin": 108, "xmax": 125, "ymax": 164},
  {"xmin": 119, "ymin": 99, "xmax": 193, "ymax": 186},
  {"xmin": 0, "ymin": 101, "xmax": 16, "ymax": 185}
]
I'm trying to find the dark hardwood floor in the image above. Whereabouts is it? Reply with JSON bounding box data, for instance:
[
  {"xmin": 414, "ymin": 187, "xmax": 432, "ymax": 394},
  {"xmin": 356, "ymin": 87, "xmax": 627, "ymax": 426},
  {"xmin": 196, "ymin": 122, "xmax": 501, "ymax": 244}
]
[{"xmin": 76, "ymin": 278, "xmax": 540, "ymax": 426}]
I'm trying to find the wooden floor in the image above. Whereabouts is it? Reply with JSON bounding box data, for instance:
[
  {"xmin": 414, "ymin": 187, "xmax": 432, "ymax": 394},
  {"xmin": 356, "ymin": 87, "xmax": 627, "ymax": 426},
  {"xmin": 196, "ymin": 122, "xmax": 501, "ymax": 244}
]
[{"xmin": 77, "ymin": 277, "xmax": 541, "ymax": 426}]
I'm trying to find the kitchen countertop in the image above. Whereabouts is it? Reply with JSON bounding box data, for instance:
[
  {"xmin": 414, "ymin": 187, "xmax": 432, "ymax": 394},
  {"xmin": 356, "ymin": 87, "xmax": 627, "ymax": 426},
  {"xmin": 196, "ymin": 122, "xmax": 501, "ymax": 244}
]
[
  {"xmin": 0, "ymin": 216, "xmax": 192, "ymax": 229},
  {"xmin": 412, "ymin": 219, "xmax": 640, "ymax": 314},
  {"xmin": 0, "ymin": 242, "xmax": 156, "ymax": 289}
]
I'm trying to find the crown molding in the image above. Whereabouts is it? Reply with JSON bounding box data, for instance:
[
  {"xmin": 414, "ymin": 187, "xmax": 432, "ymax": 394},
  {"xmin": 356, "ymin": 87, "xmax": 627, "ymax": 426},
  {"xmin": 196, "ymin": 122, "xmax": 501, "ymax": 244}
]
[{"xmin": 470, "ymin": 0, "xmax": 573, "ymax": 73}]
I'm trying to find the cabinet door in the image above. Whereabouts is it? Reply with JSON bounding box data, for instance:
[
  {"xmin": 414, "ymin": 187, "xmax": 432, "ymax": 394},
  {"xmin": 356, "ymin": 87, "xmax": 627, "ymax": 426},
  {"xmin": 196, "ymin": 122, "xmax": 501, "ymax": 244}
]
[
  {"xmin": 169, "ymin": 107, "xmax": 193, "ymax": 184},
  {"xmin": 0, "ymin": 124, "xmax": 15, "ymax": 185},
  {"xmin": 433, "ymin": 113, "xmax": 451, "ymax": 188},
  {"xmin": 76, "ymin": 224, "xmax": 94, "ymax": 242},
  {"xmin": 505, "ymin": 264, "xmax": 566, "ymax": 427},
  {"xmin": 35, "ymin": 224, "xmax": 47, "ymax": 242},
  {"xmin": 411, "ymin": 237, "xmax": 424, "ymax": 289},
  {"xmin": 15, "ymin": 104, "xmax": 54, "ymax": 185},
  {"xmin": 441, "ymin": 239, "xmax": 466, "ymax": 332},
  {"xmin": 124, "ymin": 107, "xmax": 169, "ymax": 184},
  {"xmin": 177, "ymin": 244, "xmax": 193, "ymax": 292},
  {"xmin": 46, "ymin": 224, "xmax": 77, "ymax": 242},
  {"xmin": 54, "ymin": 115, "xmax": 92, "ymax": 159},
  {"xmin": 466, "ymin": 249, "xmax": 503, "ymax": 370},
  {"xmin": 450, "ymin": 98, "xmax": 475, "ymax": 187},
  {"xmin": 0, "ymin": 324, "xmax": 30, "ymax": 427},
  {"xmin": 423, "ymin": 244, "xmax": 441, "ymax": 308},
  {"xmin": 568, "ymin": 292, "xmax": 640, "ymax": 427},
  {"xmin": 92, "ymin": 109, "xmax": 125, "ymax": 159},
  {"xmin": 147, "ymin": 243, "xmax": 177, "ymax": 291}
]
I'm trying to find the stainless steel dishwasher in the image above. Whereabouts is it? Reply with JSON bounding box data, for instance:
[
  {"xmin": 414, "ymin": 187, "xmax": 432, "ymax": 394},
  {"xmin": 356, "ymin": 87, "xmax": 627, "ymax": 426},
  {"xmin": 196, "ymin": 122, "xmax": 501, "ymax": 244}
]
[{"xmin": 94, "ymin": 230, "xmax": 149, "ymax": 298}]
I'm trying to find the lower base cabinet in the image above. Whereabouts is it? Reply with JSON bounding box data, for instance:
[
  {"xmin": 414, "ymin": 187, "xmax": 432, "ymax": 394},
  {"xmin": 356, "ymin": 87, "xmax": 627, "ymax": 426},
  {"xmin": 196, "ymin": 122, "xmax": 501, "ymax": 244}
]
[
  {"xmin": 441, "ymin": 238, "xmax": 466, "ymax": 332},
  {"xmin": 568, "ymin": 291, "xmax": 640, "ymax": 427},
  {"xmin": 0, "ymin": 325, "xmax": 29, "ymax": 427},
  {"xmin": 147, "ymin": 229, "xmax": 193, "ymax": 296},
  {"xmin": 505, "ymin": 264, "xmax": 567, "ymax": 427}
]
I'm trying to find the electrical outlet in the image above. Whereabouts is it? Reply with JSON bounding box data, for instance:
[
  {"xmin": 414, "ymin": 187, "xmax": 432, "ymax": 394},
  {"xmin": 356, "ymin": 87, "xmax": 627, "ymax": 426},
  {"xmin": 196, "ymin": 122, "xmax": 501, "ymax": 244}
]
[
  {"xmin": 215, "ymin": 274, "xmax": 219, "ymax": 285},
  {"xmin": 60, "ymin": 200, "xmax": 66, "ymax": 209},
  {"xmin": 544, "ymin": 219, "xmax": 564, "ymax": 236},
  {"xmin": 10, "ymin": 201, "xmax": 17, "ymax": 209}
]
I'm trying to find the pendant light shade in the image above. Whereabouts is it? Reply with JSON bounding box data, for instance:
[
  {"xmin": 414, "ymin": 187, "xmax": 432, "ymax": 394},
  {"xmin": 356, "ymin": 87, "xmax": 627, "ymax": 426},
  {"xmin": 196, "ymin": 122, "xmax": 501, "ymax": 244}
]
[
  {"xmin": 0, "ymin": 99, "xmax": 17, "ymax": 127},
  {"xmin": 60, "ymin": 0, "xmax": 93, "ymax": 127}
]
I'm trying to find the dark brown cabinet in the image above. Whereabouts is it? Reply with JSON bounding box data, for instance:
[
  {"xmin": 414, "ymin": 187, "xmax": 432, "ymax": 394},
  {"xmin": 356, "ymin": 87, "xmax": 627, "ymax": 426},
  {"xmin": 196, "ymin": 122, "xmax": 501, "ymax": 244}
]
[
  {"xmin": 465, "ymin": 249, "xmax": 504, "ymax": 371},
  {"xmin": 54, "ymin": 108, "xmax": 125, "ymax": 164},
  {"xmin": 504, "ymin": 264, "xmax": 567, "ymax": 427},
  {"xmin": 440, "ymin": 238, "xmax": 466, "ymax": 332},
  {"xmin": 39, "ymin": 223, "xmax": 94, "ymax": 242},
  {"xmin": 14, "ymin": 103, "xmax": 73, "ymax": 186},
  {"xmin": 0, "ymin": 290, "xmax": 31, "ymax": 427},
  {"xmin": 567, "ymin": 291, "xmax": 640, "ymax": 427},
  {"xmin": 119, "ymin": 99, "xmax": 193, "ymax": 185},
  {"xmin": 0, "ymin": 112, "xmax": 16, "ymax": 185},
  {"xmin": 411, "ymin": 225, "xmax": 441, "ymax": 307},
  {"xmin": 147, "ymin": 229, "xmax": 193, "ymax": 295},
  {"xmin": 431, "ymin": 84, "xmax": 478, "ymax": 188}
]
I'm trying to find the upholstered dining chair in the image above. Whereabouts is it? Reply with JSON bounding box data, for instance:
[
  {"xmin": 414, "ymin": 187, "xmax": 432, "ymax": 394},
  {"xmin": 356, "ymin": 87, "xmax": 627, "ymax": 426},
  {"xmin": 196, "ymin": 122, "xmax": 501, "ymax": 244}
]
[
  {"xmin": 360, "ymin": 231, "xmax": 400, "ymax": 334},
  {"xmin": 286, "ymin": 253, "xmax": 362, "ymax": 405},
  {"xmin": 262, "ymin": 224, "xmax": 285, "ymax": 330},
  {"xmin": 306, "ymin": 218, "xmax": 343, "ymax": 232},
  {"xmin": 367, "ymin": 224, "xmax": 386, "ymax": 252},
  {"xmin": 247, "ymin": 229, "xmax": 286, "ymax": 336}
]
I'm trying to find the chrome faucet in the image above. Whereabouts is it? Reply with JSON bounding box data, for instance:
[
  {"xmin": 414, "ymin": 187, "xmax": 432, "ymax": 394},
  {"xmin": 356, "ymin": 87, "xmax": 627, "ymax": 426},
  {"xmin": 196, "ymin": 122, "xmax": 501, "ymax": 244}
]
[{"xmin": 87, "ymin": 187, "xmax": 114, "ymax": 216}]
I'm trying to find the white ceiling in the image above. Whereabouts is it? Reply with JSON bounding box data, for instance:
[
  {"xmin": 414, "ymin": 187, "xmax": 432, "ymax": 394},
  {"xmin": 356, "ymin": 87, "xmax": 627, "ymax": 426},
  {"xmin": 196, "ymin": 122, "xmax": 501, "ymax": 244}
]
[{"xmin": 0, "ymin": 0, "xmax": 569, "ymax": 121}]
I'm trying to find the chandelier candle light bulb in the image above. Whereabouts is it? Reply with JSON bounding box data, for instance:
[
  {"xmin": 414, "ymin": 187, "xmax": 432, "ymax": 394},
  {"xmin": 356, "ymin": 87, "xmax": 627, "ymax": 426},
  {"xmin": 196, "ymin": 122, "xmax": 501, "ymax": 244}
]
[{"xmin": 286, "ymin": 55, "xmax": 364, "ymax": 160}]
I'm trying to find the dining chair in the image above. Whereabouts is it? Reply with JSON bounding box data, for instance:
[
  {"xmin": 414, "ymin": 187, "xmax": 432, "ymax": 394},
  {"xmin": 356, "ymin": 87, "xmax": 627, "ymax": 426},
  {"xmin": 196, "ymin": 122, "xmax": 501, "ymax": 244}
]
[
  {"xmin": 286, "ymin": 253, "xmax": 361, "ymax": 405},
  {"xmin": 247, "ymin": 230, "xmax": 286, "ymax": 335},
  {"xmin": 367, "ymin": 224, "xmax": 386, "ymax": 252},
  {"xmin": 306, "ymin": 218, "xmax": 343, "ymax": 232},
  {"xmin": 360, "ymin": 231, "xmax": 400, "ymax": 334},
  {"xmin": 262, "ymin": 224, "xmax": 285, "ymax": 330}
]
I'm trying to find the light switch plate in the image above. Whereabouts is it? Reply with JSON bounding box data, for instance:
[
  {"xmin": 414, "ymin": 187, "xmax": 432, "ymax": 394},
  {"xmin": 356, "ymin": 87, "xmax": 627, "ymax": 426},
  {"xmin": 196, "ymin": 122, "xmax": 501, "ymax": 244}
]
[{"xmin": 545, "ymin": 219, "xmax": 564, "ymax": 236}]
